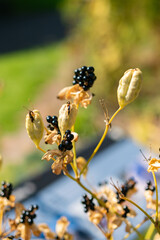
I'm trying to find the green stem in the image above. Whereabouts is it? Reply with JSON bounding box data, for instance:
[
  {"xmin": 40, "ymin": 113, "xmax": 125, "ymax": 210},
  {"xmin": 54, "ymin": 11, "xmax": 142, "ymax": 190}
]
[
  {"xmin": 131, "ymin": 225, "xmax": 144, "ymax": 240},
  {"xmin": 145, "ymin": 223, "xmax": 155, "ymax": 240},
  {"xmin": 71, "ymin": 125, "xmax": 78, "ymax": 178},
  {"xmin": 65, "ymin": 172, "xmax": 107, "ymax": 208},
  {"xmin": 80, "ymin": 107, "xmax": 122, "ymax": 176},
  {"xmin": 152, "ymin": 171, "xmax": 159, "ymax": 222},
  {"xmin": 122, "ymin": 196, "xmax": 155, "ymax": 225}
]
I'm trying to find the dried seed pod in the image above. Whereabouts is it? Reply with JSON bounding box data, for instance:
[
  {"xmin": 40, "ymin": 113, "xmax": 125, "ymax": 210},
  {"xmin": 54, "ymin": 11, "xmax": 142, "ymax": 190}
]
[
  {"xmin": 76, "ymin": 156, "xmax": 88, "ymax": 177},
  {"xmin": 25, "ymin": 110, "xmax": 44, "ymax": 148},
  {"xmin": 58, "ymin": 102, "xmax": 78, "ymax": 136},
  {"xmin": 117, "ymin": 68, "xmax": 142, "ymax": 108}
]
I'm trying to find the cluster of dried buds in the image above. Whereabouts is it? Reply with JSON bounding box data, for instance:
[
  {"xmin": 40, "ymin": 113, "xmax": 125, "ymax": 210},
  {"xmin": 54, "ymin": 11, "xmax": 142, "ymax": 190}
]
[{"xmin": 0, "ymin": 181, "xmax": 73, "ymax": 240}]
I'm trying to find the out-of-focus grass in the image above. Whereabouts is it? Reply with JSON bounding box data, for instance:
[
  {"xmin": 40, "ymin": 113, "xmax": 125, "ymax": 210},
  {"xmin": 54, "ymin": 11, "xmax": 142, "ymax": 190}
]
[
  {"xmin": 0, "ymin": 151, "xmax": 51, "ymax": 184},
  {"xmin": 0, "ymin": 43, "xmax": 67, "ymax": 134}
]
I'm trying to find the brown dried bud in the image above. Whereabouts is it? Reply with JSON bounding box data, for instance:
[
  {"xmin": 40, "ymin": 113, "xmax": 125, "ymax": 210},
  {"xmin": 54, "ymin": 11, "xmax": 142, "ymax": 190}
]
[
  {"xmin": 76, "ymin": 156, "xmax": 88, "ymax": 177},
  {"xmin": 25, "ymin": 110, "xmax": 44, "ymax": 148},
  {"xmin": 58, "ymin": 102, "xmax": 78, "ymax": 136},
  {"xmin": 117, "ymin": 68, "xmax": 142, "ymax": 108}
]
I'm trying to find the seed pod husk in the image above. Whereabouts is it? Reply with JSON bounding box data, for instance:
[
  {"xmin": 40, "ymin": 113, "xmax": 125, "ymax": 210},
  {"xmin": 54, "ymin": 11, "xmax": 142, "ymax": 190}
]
[
  {"xmin": 58, "ymin": 102, "xmax": 78, "ymax": 136},
  {"xmin": 25, "ymin": 110, "xmax": 44, "ymax": 148},
  {"xmin": 117, "ymin": 68, "xmax": 142, "ymax": 108}
]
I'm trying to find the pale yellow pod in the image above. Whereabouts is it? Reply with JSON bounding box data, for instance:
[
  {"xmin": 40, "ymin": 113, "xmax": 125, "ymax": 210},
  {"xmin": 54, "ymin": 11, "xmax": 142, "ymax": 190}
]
[
  {"xmin": 25, "ymin": 110, "xmax": 44, "ymax": 148},
  {"xmin": 58, "ymin": 102, "xmax": 78, "ymax": 136},
  {"xmin": 117, "ymin": 68, "xmax": 142, "ymax": 108}
]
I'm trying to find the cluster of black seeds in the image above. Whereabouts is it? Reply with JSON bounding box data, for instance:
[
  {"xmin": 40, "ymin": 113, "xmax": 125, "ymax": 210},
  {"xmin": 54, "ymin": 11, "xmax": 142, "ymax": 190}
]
[
  {"xmin": 145, "ymin": 180, "xmax": 155, "ymax": 192},
  {"xmin": 81, "ymin": 194, "xmax": 95, "ymax": 213},
  {"xmin": 98, "ymin": 180, "xmax": 108, "ymax": 187},
  {"xmin": 0, "ymin": 181, "xmax": 13, "ymax": 199},
  {"xmin": 19, "ymin": 205, "xmax": 39, "ymax": 225},
  {"xmin": 55, "ymin": 236, "xmax": 65, "ymax": 240},
  {"xmin": 122, "ymin": 206, "xmax": 130, "ymax": 218},
  {"xmin": 116, "ymin": 178, "xmax": 136, "ymax": 204},
  {"xmin": 58, "ymin": 130, "xmax": 74, "ymax": 151},
  {"xmin": 8, "ymin": 236, "xmax": 21, "ymax": 240},
  {"xmin": 46, "ymin": 115, "xmax": 60, "ymax": 132},
  {"xmin": 73, "ymin": 66, "xmax": 96, "ymax": 91}
]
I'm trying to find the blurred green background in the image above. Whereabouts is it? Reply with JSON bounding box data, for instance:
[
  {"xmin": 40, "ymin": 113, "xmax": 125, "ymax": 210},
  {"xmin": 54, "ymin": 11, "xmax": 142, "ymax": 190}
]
[{"xmin": 0, "ymin": 0, "xmax": 160, "ymax": 185}]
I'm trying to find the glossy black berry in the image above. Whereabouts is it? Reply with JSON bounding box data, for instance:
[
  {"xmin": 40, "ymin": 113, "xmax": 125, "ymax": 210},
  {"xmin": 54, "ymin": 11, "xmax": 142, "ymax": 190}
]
[
  {"xmin": 87, "ymin": 66, "xmax": 94, "ymax": 72},
  {"xmin": 65, "ymin": 130, "xmax": 71, "ymax": 135},
  {"xmin": 81, "ymin": 66, "xmax": 87, "ymax": 71},
  {"xmin": 33, "ymin": 204, "xmax": 39, "ymax": 210},
  {"xmin": 58, "ymin": 144, "xmax": 64, "ymax": 151},
  {"xmin": 67, "ymin": 134, "xmax": 74, "ymax": 141},
  {"xmin": 52, "ymin": 116, "xmax": 57, "ymax": 120},
  {"xmin": 81, "ymin": 194, "xmax": 95, "ymax": 213},
  {"xmin": 28, "ymin": 218, "xmax": 33, "ymax": 225},
  {"xmin": 72, "ymin": 80, "xmax": 77, "ymax": 85},
  {"xmin": 66, "ymin": 143, "xmax": 73, "ymax": 150},
  {"xmin": 46, "ymin": 115, "xmax": 52, "ymax": 123}
]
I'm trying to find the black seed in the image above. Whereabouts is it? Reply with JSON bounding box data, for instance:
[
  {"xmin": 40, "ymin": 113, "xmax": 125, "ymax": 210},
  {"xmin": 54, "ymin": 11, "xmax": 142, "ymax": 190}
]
[
  {"xmin": 150, "ymin": 186, "xmax": 155, "ymax": 192},
  {"xmin": 88, "ymin": 73, "xmax": 95, "ymax": 79},
  {"xmin": 87, "ymin": 66, "xmax": 94, "ymax": 72},
  {"xmin": 58, "ymin": 144, "xmax": 64, "ymax": 151},
  {"xmin": 28, "ymin": 218, "xmax": 33, "ymax": 225},
  {"xmin": 64, "ymin": 140, "xmax": 70, "ymax": 146},
  {"xmin": 72, "ymin": 80, "xmax": 77, "ymax": 85},
  {"xmin": 73, "ymin": 75, "xmax": 77, "ymax": 80},
  {"xmin": 77, "ymin": 76, "xmax": 83, "ymax": 81},
  {"xmin": 67, "ymin": 134, "xmax": 74, "ymax": 141},
  {"xmin": 81, "ymin": 66, "xmax": 87, "ymax": 71},
  {"xmin": 33, "ymin": 204, "xmax": 39, "ymax": 210},
  {"xmin": 22, "ymin": 210, "xmax": 26, "ymax": 215},
  {"xmin": 50, "ymin": 126, "xmax": 54, "ymax": 131},
  {"xmin": 20, "ymin": 214, "xmax": 25, "ymax": 219},
  {"xmin": 83, "ymin": 85, "xmax": 89, "ymax": 91},
  {"xmin": 52, "ymin": 116, "xmax": 57, "ymax": 120},
  {"xmin": 79, "ymin": 71, "xmax": 85, "ymax": 75},
  {"xmin": 20, "ymin": 218, "xmax": 25, "ymax": 223},
  {"xmin": 147, "ymin": 180, "xmax": 151, "ymax": 186},
  {"xmin": 83, "ymin": 76, "xmax": 88, "ymax": 81},
  {"xmin": 32, "ymin": 213, "xmax": 36, "ymax": 219},
  {"xmin": 46, "ymin": 116, "xmax": 52, "ymax": 123},
  {"xmin": 28, "ymin": 205, "xmax": 34, "ymax": 212},
  {"xmin": 74, "ymin": 69, "xmax": 80, "ymax": 75},
  {"xmin": 79, "ymin": 81, "xmax": 84, "ymax": 86},
  {"xmin": 25, "ymin": 211, "xmax": 30, "ymax": 216},
  {"xmin": 65, "ymin": 130, "xmax": 71, "ymax": 135},
  {"xmin": 66, "ymin": 144, "xmax": 73, "ymax": 150},
  {"xmin": 51, "ymin": 120, "xmax": 58, "ymax": 126}
]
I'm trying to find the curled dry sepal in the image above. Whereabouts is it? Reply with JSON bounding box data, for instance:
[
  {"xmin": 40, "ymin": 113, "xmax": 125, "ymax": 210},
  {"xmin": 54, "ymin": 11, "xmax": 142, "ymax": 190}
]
[
  {"xmin": 42, "ymin": 149, "xmax": 73, "ymax": 175},
  {"xmin": 39, "ymin": 216, "xmax": 73, "ymax": 240}
]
